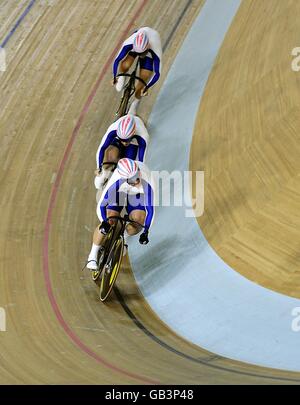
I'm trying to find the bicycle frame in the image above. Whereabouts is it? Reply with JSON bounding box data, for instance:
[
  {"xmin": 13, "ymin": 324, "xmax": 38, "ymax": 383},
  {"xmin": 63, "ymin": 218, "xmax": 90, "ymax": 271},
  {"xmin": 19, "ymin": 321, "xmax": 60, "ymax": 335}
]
[
  {"xmin": 115, "ymin": 59, "xmax": 147, "ymax": 118},
  {"xmin": 97, "ymin": 215, "xmax": 145, "ymax": 301},
  {"xmin": 117, "ymin": 59, "xmax": 148, "ymax": 91},
  {"xmin": 101, "ymin": 161, "xmax": 117, "ymax": 170},
  {"xmin": 107, "ymin": 215, "xmax": 145, "ymax": 233}
]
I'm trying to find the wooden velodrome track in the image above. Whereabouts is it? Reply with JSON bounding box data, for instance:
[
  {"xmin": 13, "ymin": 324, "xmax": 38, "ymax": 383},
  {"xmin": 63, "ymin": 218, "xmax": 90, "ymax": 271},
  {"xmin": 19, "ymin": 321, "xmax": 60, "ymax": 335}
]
[
  {"xmin": 192, "ymin": 0, "xmax": 300, "ymax": 300},
  {"xmin": 0, "ymin": 0, "xmax": 299, "ymax": 384}
]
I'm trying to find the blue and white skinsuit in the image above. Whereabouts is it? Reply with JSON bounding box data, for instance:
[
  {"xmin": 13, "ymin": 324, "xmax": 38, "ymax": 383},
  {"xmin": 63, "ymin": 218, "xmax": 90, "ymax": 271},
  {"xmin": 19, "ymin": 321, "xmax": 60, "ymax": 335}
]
[
  {"xmin": 95, "ymin": 116, "xmax": 149, "ymax": 170},
  {"xmin": 97, "ymin": 162, "xmax": 155, "ymax": 234},
  {"xmin": 113, "ymin": 27, "xmax": 162, "ymax": 91}
]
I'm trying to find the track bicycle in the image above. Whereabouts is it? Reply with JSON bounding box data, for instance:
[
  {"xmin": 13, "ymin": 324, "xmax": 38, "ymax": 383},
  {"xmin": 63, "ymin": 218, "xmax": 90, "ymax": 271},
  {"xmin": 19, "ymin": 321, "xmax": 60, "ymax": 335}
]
[
  {"xmin": 91, "ymin": 215, "xmax": 145, "ymax": 302},
  {"xmin": 115, "ymin": 60, "xmax": 147, "ymax": 118}
]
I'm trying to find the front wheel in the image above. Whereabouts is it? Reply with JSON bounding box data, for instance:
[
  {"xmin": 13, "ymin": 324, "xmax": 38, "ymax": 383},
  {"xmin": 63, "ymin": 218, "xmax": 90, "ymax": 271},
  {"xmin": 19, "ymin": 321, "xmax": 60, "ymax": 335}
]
[{"xmin": 99, "ymin": 236, "xmax": 124, "ymax": 301}]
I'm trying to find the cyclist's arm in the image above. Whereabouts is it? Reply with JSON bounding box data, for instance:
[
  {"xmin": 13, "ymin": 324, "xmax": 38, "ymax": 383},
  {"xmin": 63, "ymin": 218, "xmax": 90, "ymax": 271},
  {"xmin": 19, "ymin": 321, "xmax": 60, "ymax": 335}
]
[
  {"xmin": 137, "ymin": 136, "xmax": 147, "ymax": 162},
  {"xmin": 135, "ymin": 117, "xmax": 149, "ymax": 162},
  {"xmin": 145, "ymin": 52, "xmax": 161, "ymax": 90},
  {"xmin": 99, "ymin": 201, "xmax": 108, "ymax": 222},
  {"xmin": 99, "ymin": 186, "xmax": 109, "ymax": 221},
  {"xmin": 113, "ymin": 44, "xmax": 133, "ymax": 79},
  {"xmin": 144, "ymin": 183, "xmax": 155, "ymax": 231}
]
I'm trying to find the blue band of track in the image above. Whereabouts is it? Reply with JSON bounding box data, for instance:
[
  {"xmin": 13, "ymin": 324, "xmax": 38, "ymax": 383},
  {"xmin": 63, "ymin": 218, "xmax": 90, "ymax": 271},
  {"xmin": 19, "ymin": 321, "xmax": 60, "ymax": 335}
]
[{"xmin": 1, "ymin": 0, "xmax": 36, "ymax": 48}]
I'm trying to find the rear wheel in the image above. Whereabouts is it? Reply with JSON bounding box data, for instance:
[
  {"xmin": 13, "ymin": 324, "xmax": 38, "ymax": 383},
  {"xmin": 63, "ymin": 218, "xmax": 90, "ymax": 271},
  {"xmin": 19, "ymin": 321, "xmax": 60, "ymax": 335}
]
[
  {"xmin": 116, "ymin": 87, "xmax": 131, "ymax": 118},
  {"xmin": 99, "ymin": 236, "xmax": 124, "ymax": 301}
]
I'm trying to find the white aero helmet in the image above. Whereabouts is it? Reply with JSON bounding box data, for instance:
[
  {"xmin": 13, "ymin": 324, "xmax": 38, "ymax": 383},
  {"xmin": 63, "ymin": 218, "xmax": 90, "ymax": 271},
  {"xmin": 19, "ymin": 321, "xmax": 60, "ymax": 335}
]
[
  {"xmin": 117, "ymin": 158, "xmax": 139, "ymax": 180},
  {"xmin": 133, "ymin": 29, "xmax": 150, "ymax": 53},
  {"xmin": 116, "ymin": 114, "xmax": 136, "ymax": 140}
]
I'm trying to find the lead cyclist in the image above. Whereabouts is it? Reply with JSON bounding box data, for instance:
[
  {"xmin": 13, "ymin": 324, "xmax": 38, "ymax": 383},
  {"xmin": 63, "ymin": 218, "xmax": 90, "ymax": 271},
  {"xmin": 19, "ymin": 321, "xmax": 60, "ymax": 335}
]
[
  {"xmin": 112, "ymin": 27, "xmax": 162, "ymax": 115},
  {"xmin": 87, "ymin": 158, "xmax": 155, "ymax": 270}
]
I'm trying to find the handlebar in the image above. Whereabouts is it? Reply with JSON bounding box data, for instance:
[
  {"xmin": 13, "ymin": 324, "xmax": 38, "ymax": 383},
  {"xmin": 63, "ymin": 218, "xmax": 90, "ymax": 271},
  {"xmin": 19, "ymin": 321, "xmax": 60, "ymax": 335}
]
[
  {"xmin": 107, "ymin": 215, "xmax": 145, "ymax": 229},
  {"xmin": 101, "ymin": 161, "xmax": 117, "ymax": 168},
  {"xmin": 116, "ymin": 73, "xmax": 147, "ymax": 88}
]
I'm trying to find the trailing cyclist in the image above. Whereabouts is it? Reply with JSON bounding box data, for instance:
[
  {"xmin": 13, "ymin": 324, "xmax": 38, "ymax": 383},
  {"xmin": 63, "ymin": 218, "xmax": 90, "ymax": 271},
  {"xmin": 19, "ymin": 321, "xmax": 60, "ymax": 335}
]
[
  {"xmin": 87, "ymin": 158, "xmax": 155, "ymax": 270},
  {"xmin": 112, "ymin": 27, "xmax": 162, "ymax": 115},
  {"xmin": 94, "ymin": 114, "xmax": 149, "ymax": 199}
]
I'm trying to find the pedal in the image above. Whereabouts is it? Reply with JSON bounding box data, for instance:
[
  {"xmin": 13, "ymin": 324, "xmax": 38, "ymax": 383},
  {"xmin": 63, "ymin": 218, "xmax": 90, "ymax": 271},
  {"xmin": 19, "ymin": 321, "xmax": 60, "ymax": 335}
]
[{"xmin": 104, "ymin": 258, "xmax": 112, "ymax": 274}]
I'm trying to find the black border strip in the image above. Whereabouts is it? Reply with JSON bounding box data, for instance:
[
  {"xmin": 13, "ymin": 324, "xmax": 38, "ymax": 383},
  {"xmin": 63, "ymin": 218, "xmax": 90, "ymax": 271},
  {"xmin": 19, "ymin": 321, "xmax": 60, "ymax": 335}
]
[
  {"xmin": 115, "ymin": 287, "xmax": 300, "ymax": 383},
  {"xmin": 163, "ymin": 0, "xmax": 194, "ymax": 52}
]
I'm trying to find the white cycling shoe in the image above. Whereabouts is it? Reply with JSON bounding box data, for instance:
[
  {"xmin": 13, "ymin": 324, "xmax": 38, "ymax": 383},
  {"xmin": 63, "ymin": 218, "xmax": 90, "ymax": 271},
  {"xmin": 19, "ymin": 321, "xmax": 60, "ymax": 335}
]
[{"xmin": 86, "ymin": 259, "xmax": 98, "ymax": 270}]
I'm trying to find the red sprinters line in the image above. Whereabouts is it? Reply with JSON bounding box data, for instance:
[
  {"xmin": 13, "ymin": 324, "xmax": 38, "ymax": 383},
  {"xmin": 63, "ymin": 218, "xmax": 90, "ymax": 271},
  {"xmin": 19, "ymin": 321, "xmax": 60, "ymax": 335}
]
[{"xmin": 43, "ymin": 0, "xmax": 159, "ymax": 385}]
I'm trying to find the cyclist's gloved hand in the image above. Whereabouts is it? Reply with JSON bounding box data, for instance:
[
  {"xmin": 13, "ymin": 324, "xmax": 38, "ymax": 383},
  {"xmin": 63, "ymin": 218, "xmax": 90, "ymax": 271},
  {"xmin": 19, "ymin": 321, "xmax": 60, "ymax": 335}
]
[
  {"xmin": 111, "ymin": 77, "xmax": 117, "ymax": 86},
  {"xmin": 139, "ymin": 230, "xmax": 149, "ymax": 245},
  {"xmin": 100, "ymin": 221, "xmax": 110, "ymax": 235}
]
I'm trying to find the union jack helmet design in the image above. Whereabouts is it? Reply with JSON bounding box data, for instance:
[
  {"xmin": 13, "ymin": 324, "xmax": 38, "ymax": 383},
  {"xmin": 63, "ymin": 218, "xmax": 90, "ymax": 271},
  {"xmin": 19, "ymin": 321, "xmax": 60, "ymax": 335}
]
[
  {"xmin": 116, "ymin": 114, "xmax": 136, "ymax": 140},
  {"xmin": 117, "ymin": 158, "xmax": 139, "ymax": 179},
  {"xmin": 133, "ymin": 29, "xmax": 149, "ymax": 53}
]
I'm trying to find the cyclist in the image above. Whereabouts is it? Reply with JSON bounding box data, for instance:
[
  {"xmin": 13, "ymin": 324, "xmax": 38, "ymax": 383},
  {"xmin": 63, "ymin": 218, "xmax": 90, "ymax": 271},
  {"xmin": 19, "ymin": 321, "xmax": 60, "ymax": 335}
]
[
  {"xmin": 94, "ymin": 114, "xmax": 149, "ymax": 199},
  {"xmin": 87, "ymin": 158, "xmax": 155, "ymax": 270},
  {"xmin": 112, "ymin": 27, "xmax": 162, "ymax": 115}
]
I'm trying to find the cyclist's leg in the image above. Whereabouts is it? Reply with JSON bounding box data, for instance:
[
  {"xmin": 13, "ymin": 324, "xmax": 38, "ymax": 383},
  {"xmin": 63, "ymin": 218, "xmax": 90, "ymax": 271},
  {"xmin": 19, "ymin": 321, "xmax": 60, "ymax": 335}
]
[
  {"xmin": 122, "ymin": 199, "xmax": 145, "ymax": 256},
  {"xmin": 101, "ymin": 207, "xmax": 122, "ymax": 242},
  {"xmin": 87, "ymin": 206, "xmax": 121, "ymax": 269},
  {"xmin": 126, "ymin": 198, "xmax": 146, "ymax": 235},
  {"xmin": 95, "ymin": 145, "xmax": 120, "ymax": 191},
  {"xmin": 99, "ymin": 145, "xmax": 119, "ymax": 181},
  {"xmin": 116, "ymin": 54, "xmax": 135, "ymax": 92},
  {"xmin": 87, "ymin": 224, "xmax": 106, "ymax": 270},
  {"xmin": 127, "ymin": 209, "xmax": 145, "ymax": 235},
  {"xmin": 122, "ymin": 208, "xmax": 145, "ymax": 256},
  {"xmin": 128, "ymin": 56, "xmax": 153, "ymax": 114},
  {"xmin": 120, "ymin": 53, "xmax": 135, "ymax": 72},
  {"xmin": 135, "ymin": 56, "xmax": 153, "ymax": 97},
  {"xmin": 135, "ymin": 69, "xmax": 152, "ymax": 98},
  {"xmin": 104, "ymin": 145, "xmax": 120, "ymax": 165},
  {"xmin": 106, "ymin": 208, "xmax": 121, "ymax": 226}
]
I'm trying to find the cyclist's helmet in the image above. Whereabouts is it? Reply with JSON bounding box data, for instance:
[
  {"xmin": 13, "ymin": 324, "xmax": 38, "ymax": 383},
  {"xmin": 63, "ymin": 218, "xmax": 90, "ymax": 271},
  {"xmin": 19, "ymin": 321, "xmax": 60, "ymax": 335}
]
[
  {"xmin": 116, "ymin": 115, "xmax": 136, "ymax": 140},
  {"xmin": 117, "ymin": 158, "xmax": 139, "ymax": 179},
  {"xmin": 133, "ymin": 29, "xmax": 149, "ymax": 53}
]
